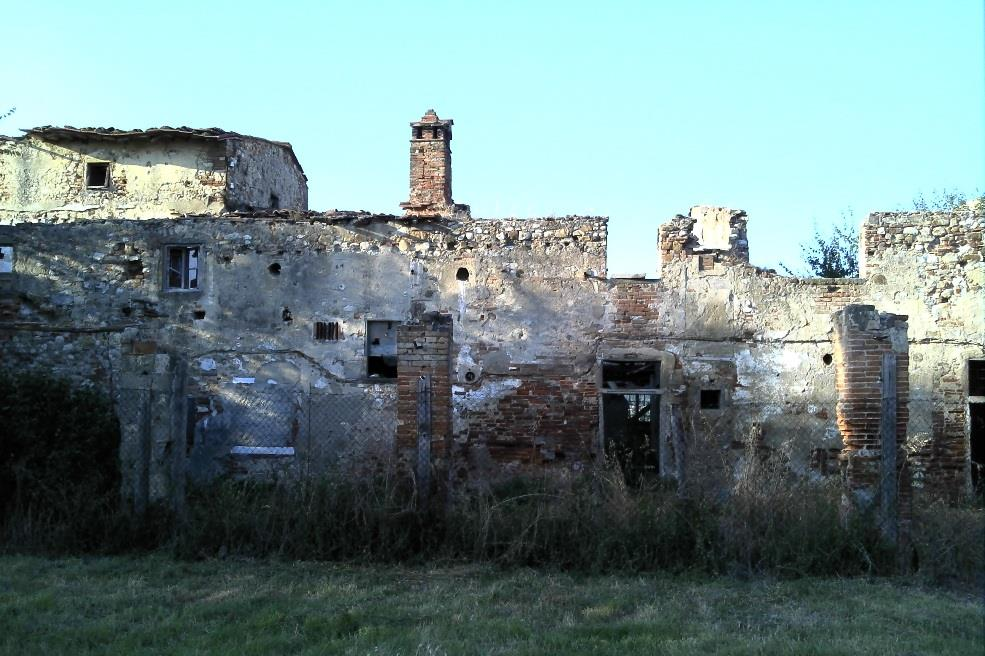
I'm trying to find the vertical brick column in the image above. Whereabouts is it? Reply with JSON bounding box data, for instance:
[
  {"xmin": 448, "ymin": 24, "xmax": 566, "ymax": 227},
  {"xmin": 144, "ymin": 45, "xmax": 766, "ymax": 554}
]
[
  {"xmin": 396, "ymin": 314, "xmax": 453, "ymax": 464},
  {"xmin": 832, "ymin": 305, "xmax": 910, "ymax": 518}
]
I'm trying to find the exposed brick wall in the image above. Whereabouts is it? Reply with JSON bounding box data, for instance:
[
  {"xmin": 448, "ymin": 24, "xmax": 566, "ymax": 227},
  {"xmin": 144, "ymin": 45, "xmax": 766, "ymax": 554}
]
[
  {"xmin": 462, "ymin": 373, "xmax": 599, "ymax": 466},
  {"xmin": 832, "ymin": 305, "xmax": 910, "ymax": 504},
  {"xmin": 609, "ymin": 280, "xmax": 663, "ymax": 339},
  {"xmin": 809, "ymin": 279, "xmax": 866, "ymax": 314},
  {"xmin": 396, "ymin": 316, "xmax": 453, "ymax": 461},
  {"xmin": 909, "ymin": 375, "xmax": 970, "ymax": 499}
]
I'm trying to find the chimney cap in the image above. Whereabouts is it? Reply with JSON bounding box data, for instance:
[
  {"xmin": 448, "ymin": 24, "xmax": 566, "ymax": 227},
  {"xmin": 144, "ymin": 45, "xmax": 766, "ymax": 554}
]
[{"xmin": 411, "ymin": 109, "xmax": 453, "ymax": 128}]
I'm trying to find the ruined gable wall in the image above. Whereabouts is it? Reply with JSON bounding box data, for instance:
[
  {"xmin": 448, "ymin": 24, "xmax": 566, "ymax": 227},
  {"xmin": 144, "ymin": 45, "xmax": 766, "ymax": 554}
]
[
  {"xmin": 225, "ymin": 139, "xmax": 308, "ymax": 212},
  {"xmin": 0, "ymin": 136, "xmax": 228, "ymax": 219},
  {"xmin": 861, "ymin": 210, "xmax": 985, "ymax": 495},
  {"xmin": 638, "ymin": 208, "xmax": 983, "ymax": 494}
]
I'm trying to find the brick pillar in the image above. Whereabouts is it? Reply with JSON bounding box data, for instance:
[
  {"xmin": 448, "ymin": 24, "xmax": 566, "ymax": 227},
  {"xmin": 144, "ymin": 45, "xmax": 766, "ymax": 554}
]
[
  {"xmin": 832, "ymin": 305, "xmax": 911, "ymax": 535},
  {"xmin": 396, "ymin": 314, "xmax": 453, "ymax": 467}
]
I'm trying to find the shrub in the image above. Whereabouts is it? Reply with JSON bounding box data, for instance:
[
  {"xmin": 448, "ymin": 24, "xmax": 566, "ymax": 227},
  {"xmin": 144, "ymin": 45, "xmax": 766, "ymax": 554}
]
[
  {"xmin": 911, "ymin": 498, "xmax": 984, "ymax": 587},
  {"xmin": 0, "ymin": 373, "xmax": 132, "ymax": 551}
]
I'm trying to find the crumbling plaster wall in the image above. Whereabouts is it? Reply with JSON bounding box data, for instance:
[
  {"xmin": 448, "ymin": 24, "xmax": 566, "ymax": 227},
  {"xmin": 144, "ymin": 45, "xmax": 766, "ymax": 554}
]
[
  {"xmin": 0, "ymin": 213, "xmax": 608, "ymax": 479},
  {"xmin": 224, "ymin": 139, "xmax": 307, "ymax": 212},
  {"xmin": 1, "ymin": 205, "xmax": 981, "ymax": 492},
  {"xmin": 0, "ymin": 136, "xmax": 228, "ymax": 219}
]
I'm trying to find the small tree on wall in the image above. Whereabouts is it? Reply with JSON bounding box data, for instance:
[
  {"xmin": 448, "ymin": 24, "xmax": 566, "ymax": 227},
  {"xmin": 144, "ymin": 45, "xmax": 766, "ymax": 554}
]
[
  {"xmin": 801, "ymin": 221, "xmax": 859, "ymax": 278},
  {"xmin": 782, "ymin": 217, "xmax": 859, "ymax": 278}
]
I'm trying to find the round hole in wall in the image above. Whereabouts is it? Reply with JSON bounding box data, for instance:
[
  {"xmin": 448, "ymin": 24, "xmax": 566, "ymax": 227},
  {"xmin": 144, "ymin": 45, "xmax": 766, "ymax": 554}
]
[
  {"xmin": 465, "ymin": 371, "xmax": 476, "ymax": 382},
  {"xmin": 268, "ymin": 263, "xmax": 281, "ymax": 275},
  {"xmin": 822, "ymin": 353, "xmax": 833, "ymax": 366},
  {"xmin": 456, "ymin": 267, "xmax": 470, "ymax": 281}
]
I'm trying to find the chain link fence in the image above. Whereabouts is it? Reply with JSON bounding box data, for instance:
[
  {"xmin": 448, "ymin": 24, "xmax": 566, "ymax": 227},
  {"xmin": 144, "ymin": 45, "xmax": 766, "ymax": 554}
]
[{"xmin": 112, "ymin": 385, "xmax": 398, "ymax": 485}]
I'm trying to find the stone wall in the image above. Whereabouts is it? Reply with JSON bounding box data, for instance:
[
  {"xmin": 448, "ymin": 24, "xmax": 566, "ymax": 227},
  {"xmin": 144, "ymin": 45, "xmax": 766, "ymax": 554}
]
[
  {"xmin": 0, "ymin": 203, "xmax": 981, "ymax": 496},
  {"xmin": 225, "ymin": 138, "xmax": 307, "ymax": 212},
  {"xmin": 0, "ymin": 135, "xmax": 229, "ymax": 219}
]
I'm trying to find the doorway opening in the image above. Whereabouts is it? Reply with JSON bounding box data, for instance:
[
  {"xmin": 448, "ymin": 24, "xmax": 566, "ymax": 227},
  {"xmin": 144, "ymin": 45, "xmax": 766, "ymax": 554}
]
[{"xmin": 601, "ymin": 359, "xmax": 660, "ymax": 485}]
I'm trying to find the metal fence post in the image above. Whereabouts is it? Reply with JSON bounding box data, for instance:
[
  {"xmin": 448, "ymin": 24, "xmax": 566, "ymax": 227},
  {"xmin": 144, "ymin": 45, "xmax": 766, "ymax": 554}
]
[
  {"xmin": 880, "ymin": 352, "xmax": 898, "ymax": 545},
  {"xmin": 417, "ymin": 375, "xmax": 432, "ymax": 507}
]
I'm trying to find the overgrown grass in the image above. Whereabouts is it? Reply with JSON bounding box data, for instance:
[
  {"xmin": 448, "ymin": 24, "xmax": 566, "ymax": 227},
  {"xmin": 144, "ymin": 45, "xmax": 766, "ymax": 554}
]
[
  {"xmin": 171, "ymin": 457, "xmax": 906, "ymax": 579},
  {"xmin": 1, "ymin": 372, "xmax": 981, "ymax": 587},
  {"xmin": 0, "ymin": 555, "xmax": 980, "ymax": 655}
]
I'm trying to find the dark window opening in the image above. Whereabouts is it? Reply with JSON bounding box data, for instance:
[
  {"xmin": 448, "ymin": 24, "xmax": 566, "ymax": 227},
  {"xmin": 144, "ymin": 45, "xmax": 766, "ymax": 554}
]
[
  {"xmin": 822, "ymin": 353, "xmax": 833, "ymax": 366},
  {"xmin": 971, "ymin": 404, "xmax": 985, "ymax": 494},
  {"xmin": 456, "ymin": 267, "xmax": 470, "ymax": 281},
  {"xmin": 602, "ymin": 360, "xmax": 660, "ymax": 390},
  {"xmin": 314, "ymin": 320, "xmax": 342, "ymax": 341},
  {"xmin": 431, "ymin": 127, "xmax": 439, "ymax": 138},
  {"xmin": 86, "ymin": 162, "xmax": 110, "ymax": 188},
  {"xmin": 124, "ymin": 259, "xmax": 143, "ymax": 278},
  {"xmin": 414, "ymin": 127, "xmax": 422, "ymax": 139},
  {"xmin": 698, "ymin": 254, "xmax": 715, "ymax": 271},
  {"xmin": 367, "ymin": 356, "xmax": 397, "ymax": 378},
  {"xmin": 700, "ymin": 389, "xmax": 722, "ymax": 409},
  {"xmin": 165, "ymin": 246, "xmax": 200, "ymax": 291},
  {"xmin": 970, "ymin": 360, "xmax": 985, "ymax": 397},
  {"xmin": 193, "ymin": 309, "xmax": 206, "ymax": 320},
  {"xmin": 282, "ymin": 307, "xmax": 293, "ymax": 323},
  {"xmin": 367, "ymin": 320, "xmax": 399, "ymax": 379},
  {"xmin": 269, "ymin": 193, "xmax": 280, "ymax": 209},
  {"xmin": 268, "ymin": 263, "xmax": 281, "ymax": 275},
  {"xmin": 603, "ymin": 393, "xmax": 659, "ymax": 485}
]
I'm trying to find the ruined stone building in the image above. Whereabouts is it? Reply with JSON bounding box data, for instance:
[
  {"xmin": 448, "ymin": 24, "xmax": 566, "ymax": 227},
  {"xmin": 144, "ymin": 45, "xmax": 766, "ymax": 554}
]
[{"xmin": 1, "ymin": 112, "xmax": 982, "ymax": 511}]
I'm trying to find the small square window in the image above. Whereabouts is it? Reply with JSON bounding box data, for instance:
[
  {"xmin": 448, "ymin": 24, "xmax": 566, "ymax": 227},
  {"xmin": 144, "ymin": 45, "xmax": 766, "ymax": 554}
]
[
  {"xmin": 0, "ymin": 245, "xmax": 12, "ymax": 274},
  {"xmin": 315, "ymin": 321, "xmax": 342, "ymax": 341},
  {"xmin": 86, "ymin": 162, "xmax": 110, "ymax": 188},
  {"xmin": 700, "ymin": 389, "xmax": 721, "ymax": 410},
  {"xmin": 165, "ymin": 246, "xmax": 200, "ymax": 291},
  {"xmin": 970, "ymin": 360, "xmax": 985, "ymax": 397}
]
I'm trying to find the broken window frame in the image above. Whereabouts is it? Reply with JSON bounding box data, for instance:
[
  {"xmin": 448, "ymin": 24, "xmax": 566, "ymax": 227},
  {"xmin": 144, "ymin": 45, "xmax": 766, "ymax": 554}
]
[
  {"xmin": 85, "ymin": 161, "xmax": 111, "ymax": 189},
  {"xmin": 164, "ymin": 245, "xmax": 201, "ymax": 292},
  {"xmin": 366, "ymin": 319, "xmax": 399, "ymax": 380},
  {"xmin": 600, "ymin": 358, "xmax": 663, "ymax": 483}
]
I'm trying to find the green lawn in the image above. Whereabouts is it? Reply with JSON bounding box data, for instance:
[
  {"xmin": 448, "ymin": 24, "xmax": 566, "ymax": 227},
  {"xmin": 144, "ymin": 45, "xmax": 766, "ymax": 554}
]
[{"xmin": 0, "ymin": 555, "xmax": 981, "ymax": 655}]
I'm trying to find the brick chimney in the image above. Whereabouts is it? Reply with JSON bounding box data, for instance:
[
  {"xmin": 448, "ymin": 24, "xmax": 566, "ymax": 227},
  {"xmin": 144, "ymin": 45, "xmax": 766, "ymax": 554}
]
[{"xmin": 400, "ymin": 110, "xmax": 468, "ymax": 217}]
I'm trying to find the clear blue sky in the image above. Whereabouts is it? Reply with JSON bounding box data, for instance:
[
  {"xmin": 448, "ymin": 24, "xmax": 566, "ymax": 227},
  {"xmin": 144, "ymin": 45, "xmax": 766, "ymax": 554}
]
[{"xmin": 3, "ymin": 1, "xmax": 982, "ymax": 275}]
